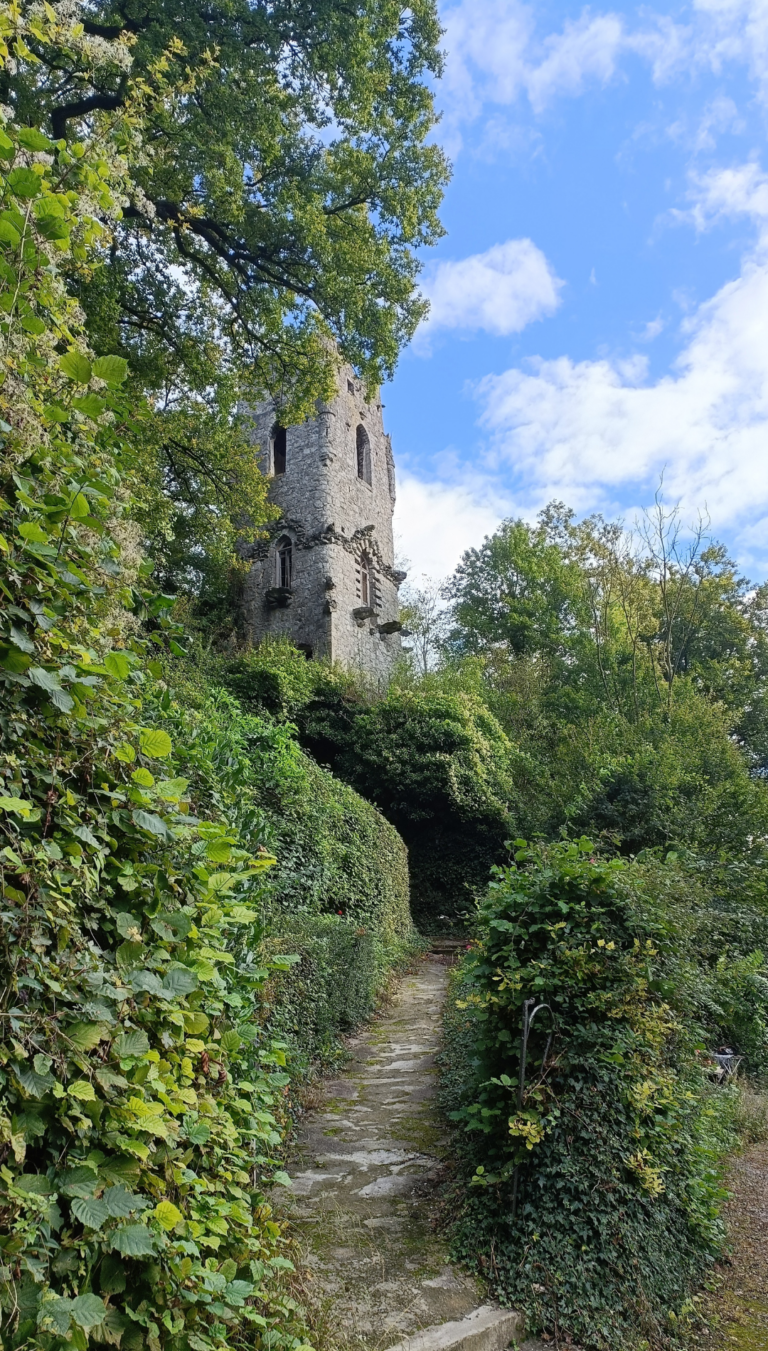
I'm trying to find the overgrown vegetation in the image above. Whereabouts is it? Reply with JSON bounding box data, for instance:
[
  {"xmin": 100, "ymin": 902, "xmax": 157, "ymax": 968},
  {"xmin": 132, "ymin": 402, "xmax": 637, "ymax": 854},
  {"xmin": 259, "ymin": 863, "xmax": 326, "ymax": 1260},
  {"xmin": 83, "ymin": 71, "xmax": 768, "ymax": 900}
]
[
  {"xmin": 442, "ymin": 840, "xmax": 737, "ymax": 1348},
  {"xmin": 0, "ymin": 6, "xmax": 428, "ymax": 1349}
]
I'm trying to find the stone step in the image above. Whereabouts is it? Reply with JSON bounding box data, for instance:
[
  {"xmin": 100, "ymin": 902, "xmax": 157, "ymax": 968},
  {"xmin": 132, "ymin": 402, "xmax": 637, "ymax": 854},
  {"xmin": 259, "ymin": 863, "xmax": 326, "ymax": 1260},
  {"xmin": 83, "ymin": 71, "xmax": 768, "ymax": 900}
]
[{"xmin": 384, "ymin": 1305, "xmax": 525, "ymax": 1351}]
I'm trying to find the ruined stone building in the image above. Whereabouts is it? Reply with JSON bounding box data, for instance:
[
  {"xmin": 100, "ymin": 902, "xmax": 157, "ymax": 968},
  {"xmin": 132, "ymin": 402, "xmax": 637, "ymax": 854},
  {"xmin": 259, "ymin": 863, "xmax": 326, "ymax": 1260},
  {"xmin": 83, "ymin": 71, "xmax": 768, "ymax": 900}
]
[{"xmin": 243, "ymin": 365, "xmax": 406, "ymax": 681}]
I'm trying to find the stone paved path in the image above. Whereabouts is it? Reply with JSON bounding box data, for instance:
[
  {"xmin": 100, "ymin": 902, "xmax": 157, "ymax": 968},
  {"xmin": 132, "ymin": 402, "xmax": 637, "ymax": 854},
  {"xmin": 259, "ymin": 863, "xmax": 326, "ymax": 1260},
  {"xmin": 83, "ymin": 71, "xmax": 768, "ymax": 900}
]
[
  {"xmin": 700, "ymin": 1139, "xmax": 768, "ymax": 1349},
  {"xmin": 283, "ymin": 953, "xmax": 541, "ymax": 1351}
]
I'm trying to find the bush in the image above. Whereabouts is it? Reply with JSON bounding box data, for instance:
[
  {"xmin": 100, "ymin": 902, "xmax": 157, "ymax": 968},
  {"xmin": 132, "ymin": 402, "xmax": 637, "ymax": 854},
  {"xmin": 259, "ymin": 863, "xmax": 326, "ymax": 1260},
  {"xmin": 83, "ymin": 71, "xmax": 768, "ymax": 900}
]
[
  {"xmin": 156, "ymin": 671, "xmax": 413, "ymax": 943},
  {"xmin": 258, "ymin": 915, "xmax": 420, "ymax": 1075},
  {"xmin": 300, "ymin": 686, "xmax": 540, "ymax": 927},
  {"xmin": 442, "ymin": 839, "xmax": 733, "ymax": 1350}
]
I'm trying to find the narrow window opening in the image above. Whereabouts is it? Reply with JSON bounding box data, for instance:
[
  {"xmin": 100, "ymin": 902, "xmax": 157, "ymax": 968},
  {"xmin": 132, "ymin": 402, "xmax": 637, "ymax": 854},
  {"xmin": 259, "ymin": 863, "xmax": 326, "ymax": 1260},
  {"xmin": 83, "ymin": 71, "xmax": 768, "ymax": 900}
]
[
  {"xmin": 272, "ymin": 424, "xmax": 287, "ymax": 475},
  {"xmin": 276, "ymin": 535, "xmax": 292, "ymax": 589},
  {"xmin": 356, "ymin": 424, "xmax": 371, "ymax": 485},
  {"xmin": 347, "ymin": 379, "xmax": 355, "ymax": 395},
  {"xmin": 360, "ymin": 553, "xmax": 372, "ymax": 606}
]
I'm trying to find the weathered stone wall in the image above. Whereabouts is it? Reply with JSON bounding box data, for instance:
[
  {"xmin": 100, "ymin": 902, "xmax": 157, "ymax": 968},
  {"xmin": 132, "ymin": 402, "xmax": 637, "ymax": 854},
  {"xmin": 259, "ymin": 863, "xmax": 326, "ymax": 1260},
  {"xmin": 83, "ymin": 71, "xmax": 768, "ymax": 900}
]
[{"xmin": 242, "ymin": 365, "xmax": 404, "ymax": 682}]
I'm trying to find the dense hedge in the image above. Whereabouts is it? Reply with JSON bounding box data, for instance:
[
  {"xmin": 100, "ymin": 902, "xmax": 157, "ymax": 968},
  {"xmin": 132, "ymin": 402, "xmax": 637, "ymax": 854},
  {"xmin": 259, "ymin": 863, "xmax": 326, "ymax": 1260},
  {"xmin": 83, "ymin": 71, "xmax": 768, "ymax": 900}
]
[
  {"xmin": 205, "ymin": 643, "xmax": 536, "ymax": 928},
  {"xmin": 442, "ymin": 839, "xmax": 734, "ymax": 1350},
  {"xmin": 258, "ymin": 916, "xmax": 418, "ymax": 1075},
  {"xmin": 158, "ymin": 672, "xmax": 413, "ymax": 945},
  {"xmin": 0, "ymin": 69, "xmax": 414, "ymax": 1351}
]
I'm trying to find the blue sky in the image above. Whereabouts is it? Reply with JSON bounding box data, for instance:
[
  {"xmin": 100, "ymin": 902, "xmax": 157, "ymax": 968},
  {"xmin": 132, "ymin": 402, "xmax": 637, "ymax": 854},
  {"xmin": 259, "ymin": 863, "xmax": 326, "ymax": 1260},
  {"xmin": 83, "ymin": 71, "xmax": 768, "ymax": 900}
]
[{"xmin": 387, "ymin": 0, "xmax": 768, "ymax": 582}]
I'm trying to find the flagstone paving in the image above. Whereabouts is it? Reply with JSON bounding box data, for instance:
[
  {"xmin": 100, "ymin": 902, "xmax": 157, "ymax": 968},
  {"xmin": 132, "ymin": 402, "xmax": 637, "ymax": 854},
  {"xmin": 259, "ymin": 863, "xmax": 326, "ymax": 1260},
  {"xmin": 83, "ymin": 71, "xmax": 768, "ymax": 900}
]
[{"xmin": 282, "ymin": 952, "xmax": 542, "ymax": 1351}]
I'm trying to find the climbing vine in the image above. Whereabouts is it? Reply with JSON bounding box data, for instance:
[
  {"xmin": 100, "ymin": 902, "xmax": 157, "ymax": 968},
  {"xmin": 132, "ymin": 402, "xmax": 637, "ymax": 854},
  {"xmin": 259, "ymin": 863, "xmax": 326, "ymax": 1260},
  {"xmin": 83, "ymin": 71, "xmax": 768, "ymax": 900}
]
[{"xmin": 443, "ymin": 839, "xmax": 733, "ymax": 1348}]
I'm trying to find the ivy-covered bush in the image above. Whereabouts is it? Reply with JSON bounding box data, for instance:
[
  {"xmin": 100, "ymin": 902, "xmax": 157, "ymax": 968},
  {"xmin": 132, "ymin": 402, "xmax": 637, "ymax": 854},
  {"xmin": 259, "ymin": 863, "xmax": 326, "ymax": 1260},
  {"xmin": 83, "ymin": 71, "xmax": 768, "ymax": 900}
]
[{"xmin": 442, "ymin": 839, "xmax": 733, "ymax": 1349}]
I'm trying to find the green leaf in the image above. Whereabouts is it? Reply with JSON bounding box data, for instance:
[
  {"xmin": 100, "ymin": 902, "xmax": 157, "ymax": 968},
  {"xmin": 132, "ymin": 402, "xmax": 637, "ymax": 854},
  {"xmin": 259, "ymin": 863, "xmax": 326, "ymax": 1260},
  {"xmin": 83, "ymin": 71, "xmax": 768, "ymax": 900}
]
[
  {"xmin": 7, "ymin": 167, "xmax": 42, "ymax": 199},
  {"xmin": 72, "ymin": 394, "xmax": 106, "ymax": 419},
  {"xmin": 15, "ymin": 1062, "xmax": 54, "ymax": 1097},
  {"xmin": 17, "ymin": 128, "xmax": 54, "ymax": 151},
  {"xmin": 138, "ymin": 728, "xmax": 172, "ymax": 759},
  {"xmin": 0, "ymin": 219, "xmax": 20, "ymax": 246},
  {"xmin": 70, "ymin": 1294, "xmax": 107, "ymax": 1330},
  {"xmin": 156, "ymin": 777, "xmax": 189, "ymax": 802},
  {"xmin": 17, "ymin": 521, "xmax": 48, "ymax": 542},
  {"xmin": 36, "ymin": 216, "xmax": 69, "ymax": 241},
  {"xmin": 26, "ymin": 665, "xmax": 74, "ymax": 711},
  {"xmin": 162, "ymin": 966, "xmax": 198, "ymax": 995},
  {"xmin": 113, "ymin": 741, "xmax": 136, "ymax": 763},
  {"xmin": 111, "ymin": 1224, "xmax": 156, "ymax": 1257},
  {"xmin": 220, "ymin": 1030, "xmax": 241, "ymax": 1054},
  {"xmin": 113, "ymin": 1031, "xmax": 149, "ymax": 1059},
  {"xmin": 59, "ymin": 351, "xmax": 92, "ymax": 383},
  {"xmin": 10, "ymin": 624, "xmax": 35, "ymax": 654},
  {"xmin": 59, "ymin": 1165, "xmax": 99, "ymax": 1198},
  {"xmin": 131, "ymin": 767, "xmax": 154, "ymax": 787},
  {"xmin": 68, "ymin": 491, "xmax": 91, "ymax": 519},
  {"xmin": 13, "ymin": 1173, "xmax": 53, "ymax": 1195},
  {"xmin": 184, "ymin": 1121, "xmax": 210, "ymax": 1146},
  {"xmin": 67, "ymin": 1021, "xmax": 108, "ymax": 1051},
  {"xmin": 115, "ymin": 912, "xmax": 142, "ymax": 939},
  {"xmin": 153, "ymin": 1199, "xmax": 183, "ymax": 1230},
  {"xmin": 102, "ymin": 1185, "xmax": 143, "ymax": 1218},
  {"xmin": 71, "ymin": 1196, "xmax": 110, "ymax": 1229},
  {"xmin": 151, "ymin": 911, "xmax": 192, "ymax": 941},
  {"xmin": 105, "ymin": 651, "xmax": 131, "ymax": 680},
  {"xmin": 99, "ymin": 1255, "xmax": 127, "ymax": 1294},
  {"xmin": 132, "ymin": 810, "xmax": 168, "ymax": 837},
  {"xmin": 68, "ymin": 1079, "xmax": 96, "ymax": 1102},
  {"xmin": 44, "ymin": 1296, "xmax": 75, "ymax": 1335},
  {"xmin": 0, "ymin": 796, "xmax": 35, "ymax": 815},
  {"xmin": 205, "ymin": 839, "xmax": 232, "ymax": 863},
  {"xmin": 98, "ymin": 1156, "xmax": 141, "ymax": 1187},
  {"xmin": 93, "ymin": 355, "xmax": 129, "ymax": 385}
]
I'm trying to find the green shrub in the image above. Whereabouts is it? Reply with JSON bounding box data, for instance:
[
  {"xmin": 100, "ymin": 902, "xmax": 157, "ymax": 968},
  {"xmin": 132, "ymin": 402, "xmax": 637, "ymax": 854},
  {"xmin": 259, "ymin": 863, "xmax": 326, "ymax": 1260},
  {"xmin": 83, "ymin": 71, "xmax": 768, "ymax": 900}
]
[
  {"xmin": 155, "ymin": 673, "xmax": 413, "ymax": 943},
  {"xmin": 443, "ymin": 839, "xmax": 733, "ymax": 1350},
  {"xmin": 0, "ymin": 78, "xmax": 311, "ymax": 1351},
  {"xmin": 300, "ymin": 686, "xmax": 540, "ymax": 927},
  {"xmin": 258, "ymin": 915, "xmax": 421, "ymax": 1075}
]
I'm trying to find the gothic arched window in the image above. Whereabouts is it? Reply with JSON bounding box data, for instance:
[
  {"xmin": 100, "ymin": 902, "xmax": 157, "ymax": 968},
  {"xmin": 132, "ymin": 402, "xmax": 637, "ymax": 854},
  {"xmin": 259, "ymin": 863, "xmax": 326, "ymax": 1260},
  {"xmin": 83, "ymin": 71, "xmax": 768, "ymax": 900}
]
[
  {"xmin": 360, "ymin": 552, "xmax": 372, "ymax": 606},
  {"xmin": 275, "ymin": 535, "xmax": 292, "ymax": 589},
  {"xmin": 272, "ymin": 424, "xmax": 287, "ymax": 475},
  {"xmin": 356, "ymin": 424, "xmax": 371, "ymax": 485}
]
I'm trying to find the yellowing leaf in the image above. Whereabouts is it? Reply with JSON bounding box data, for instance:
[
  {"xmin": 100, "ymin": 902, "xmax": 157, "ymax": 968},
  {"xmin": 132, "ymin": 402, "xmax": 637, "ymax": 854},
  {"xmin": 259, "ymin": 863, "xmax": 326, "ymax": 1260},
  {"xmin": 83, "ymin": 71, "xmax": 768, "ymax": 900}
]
[
  {"xmin": 153, "ymin": 1199, "xmax": 183, "ymax": 1231},
  {"xmin": 68, "ymin": 1079, "xmax": 96, "ymax": 1101}
]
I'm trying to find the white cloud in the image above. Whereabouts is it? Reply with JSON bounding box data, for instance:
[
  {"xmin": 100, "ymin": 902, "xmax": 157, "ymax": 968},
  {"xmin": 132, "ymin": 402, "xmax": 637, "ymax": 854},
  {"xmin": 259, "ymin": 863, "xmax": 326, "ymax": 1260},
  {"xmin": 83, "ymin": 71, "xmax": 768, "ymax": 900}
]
[
  {"xmin": 526, "ymin": 12, "xmax": 624, "ymax": 113},
  {"xmin": 417, "ymin": 239, "xmax": 563, "ymax": 346},
  {"xmin": 439, "ymin": 0, "xmax": 626, "ymax": 147},
  {"xmin": 683, "ymin": 161, "xmax": 768, "ymax": 231},
  {"xmin": 437, "ymin": 0, "xmax": 768, "ymax": 151},
  {"xmin": 472, "ymin": 219, "xmax": 768, "ymax": 542},
  {"xmin": 394, "ymin": 472, "xmax": 508, "ymax": 578}
]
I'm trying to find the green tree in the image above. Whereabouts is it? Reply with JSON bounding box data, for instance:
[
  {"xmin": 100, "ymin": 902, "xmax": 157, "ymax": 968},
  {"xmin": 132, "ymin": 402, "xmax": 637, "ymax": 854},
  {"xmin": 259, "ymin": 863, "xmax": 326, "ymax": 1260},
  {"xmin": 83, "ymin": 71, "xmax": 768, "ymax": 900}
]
[{"xmin": 10, "ymin": 0, "xmax": 447, "ymax": 402}]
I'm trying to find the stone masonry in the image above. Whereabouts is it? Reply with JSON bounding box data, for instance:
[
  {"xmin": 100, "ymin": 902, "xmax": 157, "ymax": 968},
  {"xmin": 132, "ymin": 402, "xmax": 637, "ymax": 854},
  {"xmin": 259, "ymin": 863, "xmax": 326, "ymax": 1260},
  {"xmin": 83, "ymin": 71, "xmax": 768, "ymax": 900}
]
[{"xmin": 242, "ymin": 365, "xmax": 406, "ymax": 682}]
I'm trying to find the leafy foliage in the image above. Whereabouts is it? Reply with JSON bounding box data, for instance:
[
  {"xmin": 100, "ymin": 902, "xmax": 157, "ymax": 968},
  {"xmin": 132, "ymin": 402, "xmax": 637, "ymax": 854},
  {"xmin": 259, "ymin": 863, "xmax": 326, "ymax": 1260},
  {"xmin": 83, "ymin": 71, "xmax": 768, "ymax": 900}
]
[
  {"xmin": 443, "ymin": 840, "xmax": 734, "ymax": 1349},
  {"xmin": 298, "ymin": 683, "xmax": 536, "ymax": 927},
  {"xmin": 0, "ymin": 38, "xmax": 315, "ymax": 1351}
]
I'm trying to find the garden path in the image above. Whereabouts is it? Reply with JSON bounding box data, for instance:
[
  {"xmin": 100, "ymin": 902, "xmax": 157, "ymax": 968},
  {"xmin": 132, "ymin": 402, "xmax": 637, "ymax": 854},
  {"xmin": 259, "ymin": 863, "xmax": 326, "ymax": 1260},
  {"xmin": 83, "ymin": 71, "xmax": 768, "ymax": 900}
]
[
  {"xmin": 700, "ymin": 1137, "xmax": 768, "ymax": 1349},
  {"xmin": 282, "ymin": 948, "xmax": 545, "ymax": 1351}
]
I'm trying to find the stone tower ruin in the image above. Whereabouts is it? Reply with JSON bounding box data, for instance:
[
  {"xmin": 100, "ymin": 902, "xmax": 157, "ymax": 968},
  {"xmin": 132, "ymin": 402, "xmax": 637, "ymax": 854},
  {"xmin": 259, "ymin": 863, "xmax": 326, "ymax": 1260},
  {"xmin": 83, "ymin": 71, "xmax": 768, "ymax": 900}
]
[{"xmin": 243, "ymin": 365, "xmax": 406, "ymax": 680}]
